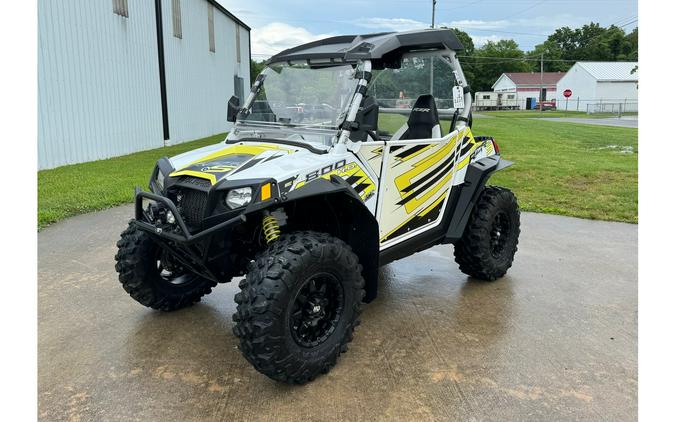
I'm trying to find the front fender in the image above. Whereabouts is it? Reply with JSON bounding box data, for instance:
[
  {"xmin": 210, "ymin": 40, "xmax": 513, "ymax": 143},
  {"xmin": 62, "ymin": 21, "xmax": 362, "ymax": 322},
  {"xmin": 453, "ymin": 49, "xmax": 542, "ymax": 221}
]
[{"xmin": 274, "ymin": 176, "xmax": 381, "ymax": 302}]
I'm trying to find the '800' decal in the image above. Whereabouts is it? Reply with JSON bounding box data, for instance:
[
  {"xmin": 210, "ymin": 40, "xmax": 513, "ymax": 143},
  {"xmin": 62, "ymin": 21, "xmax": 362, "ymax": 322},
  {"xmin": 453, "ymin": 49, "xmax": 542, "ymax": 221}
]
[{"xmin": 305, "ymin": 160, "xmax": 347, "ymax": 182}]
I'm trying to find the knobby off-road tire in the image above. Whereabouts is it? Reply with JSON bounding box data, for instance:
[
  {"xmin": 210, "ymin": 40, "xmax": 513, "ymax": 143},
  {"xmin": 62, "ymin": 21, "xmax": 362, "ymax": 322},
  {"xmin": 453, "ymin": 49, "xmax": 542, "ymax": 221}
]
[
  {"xmin": 114, "ymin": 222, "xmax": 220, "ymax": 311},
  {"xmin": 232, "ymin": 231, "xmax": 365, "ymax": 384},
  {"xmin": 454, "ymin": 186, "xmax": 520, "ymax": 280}
]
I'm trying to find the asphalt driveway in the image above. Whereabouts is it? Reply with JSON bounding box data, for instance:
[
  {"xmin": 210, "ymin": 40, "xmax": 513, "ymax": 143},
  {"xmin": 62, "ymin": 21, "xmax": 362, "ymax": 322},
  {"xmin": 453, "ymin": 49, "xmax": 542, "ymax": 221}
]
[{"xmin": 38, "ymin": 205, "xmax": 637, "ymax": 421}]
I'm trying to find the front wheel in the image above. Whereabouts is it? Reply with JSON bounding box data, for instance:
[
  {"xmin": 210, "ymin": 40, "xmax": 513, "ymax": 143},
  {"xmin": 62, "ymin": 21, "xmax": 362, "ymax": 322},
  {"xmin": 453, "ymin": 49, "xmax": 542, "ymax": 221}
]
[
  {"xmin": 114, "ymin": 223, "xmax": 219, "ymax": 311},
  {"xmin": 232, "ymin": 231, "xmax": 365, "ymax": 384},
  {"xmin": 454, "ymin": 186, "xmax": 520, "ymax": 280}
]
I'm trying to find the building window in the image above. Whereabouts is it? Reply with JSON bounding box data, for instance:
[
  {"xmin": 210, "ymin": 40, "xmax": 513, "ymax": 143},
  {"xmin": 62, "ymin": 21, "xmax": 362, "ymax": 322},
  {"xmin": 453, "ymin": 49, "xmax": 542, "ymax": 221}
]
[
  {"xmin": 507, "ymin": 94, "xmax": 515, "ymax": 99},
  {"xmin": 482, "ymin": 95, "xmax": 490, "ymax": 99},
  {"xmin": 208, "ymin": 3, "xmax": 215, "ymax": 52},
  {"xmin": 113, "ymin": 0, "xmax": 128, "ymax": 17},
  {"xmin": 236, "ymin": 26, "xmax": 241, "ymax": 63},
  {"xmin": 172, "ymin": 0, "xmax": 182, "ymax": 39}
]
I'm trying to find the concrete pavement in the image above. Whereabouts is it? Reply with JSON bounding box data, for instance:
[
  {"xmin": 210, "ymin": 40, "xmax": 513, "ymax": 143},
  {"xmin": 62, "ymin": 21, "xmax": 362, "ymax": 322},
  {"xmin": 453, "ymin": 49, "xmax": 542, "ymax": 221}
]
[{"xmin": 38, "ymin": 205, "xmax": 637, "ymax": 421}]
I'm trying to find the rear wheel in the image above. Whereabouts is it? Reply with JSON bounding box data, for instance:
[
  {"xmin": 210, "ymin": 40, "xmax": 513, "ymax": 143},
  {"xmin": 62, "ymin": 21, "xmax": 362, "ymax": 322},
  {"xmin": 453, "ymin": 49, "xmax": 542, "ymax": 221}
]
[
  {"xmin": 232, "ymin": 231, "xmax": 364, "ymax": 384},
  {"xmin": 114, "ymin": 223, "xmax": 219, "ymax": 311},
  {"xmin": 454, "ymin": 186, "xmax": 520, "ymax": 280}
]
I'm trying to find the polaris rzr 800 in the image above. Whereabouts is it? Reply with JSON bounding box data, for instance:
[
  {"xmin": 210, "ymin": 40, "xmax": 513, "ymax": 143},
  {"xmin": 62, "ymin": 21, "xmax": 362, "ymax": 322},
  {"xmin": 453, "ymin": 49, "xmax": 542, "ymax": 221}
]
[{"xmin": 115, "ymin": 29, "xmax": 520, "ymax": 384}]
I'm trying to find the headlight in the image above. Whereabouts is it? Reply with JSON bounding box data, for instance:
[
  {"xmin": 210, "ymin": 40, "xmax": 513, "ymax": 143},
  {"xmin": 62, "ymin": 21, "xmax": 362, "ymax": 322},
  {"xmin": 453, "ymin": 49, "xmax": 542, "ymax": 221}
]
[{"xmin": 225, "ymin": 187, "xmax": 252, "ymax": 209}]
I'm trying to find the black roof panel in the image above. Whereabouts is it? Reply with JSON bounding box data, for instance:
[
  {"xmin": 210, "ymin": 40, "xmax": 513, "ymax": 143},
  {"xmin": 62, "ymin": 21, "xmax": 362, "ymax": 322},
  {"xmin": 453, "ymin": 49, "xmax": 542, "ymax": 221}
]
[{"xmin": 268, "ymin": 29, "xmax": 464, "ymax": 64}]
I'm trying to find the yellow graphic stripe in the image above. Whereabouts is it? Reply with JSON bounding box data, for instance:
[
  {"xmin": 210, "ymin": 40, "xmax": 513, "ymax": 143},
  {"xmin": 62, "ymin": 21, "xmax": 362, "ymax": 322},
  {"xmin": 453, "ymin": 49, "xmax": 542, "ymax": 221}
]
[
  {"xmin": 294, "ymin": 163, "xmax": 375, "ymax": 200},
  {"xmin": 186, "ymin": 143, "xmax": 292, "ymax": 165},
  {"xmin": 394, "ymin": 136, "xmax": 458, "ymax": 194},
  {"xmin": 168, "ymin": 169, "xmax": 217, "ymax": 185},
  {"xmin": 485, "ymin": 140, "xmax": 495, "ymax": 155},
  {"xmin": 169, "ymin": 143, "xmax": 294, "ymax": 184},
  {"xmin": 455, "ymin": 131, "xmax": 480, "ymax": 172},
  {"xmin": 419, "ymin": 190, "xmax": 447, "ymax": 217},
  {"xmin": 393, "ymin": 135, "xmax": 461, "ymax": 214}
]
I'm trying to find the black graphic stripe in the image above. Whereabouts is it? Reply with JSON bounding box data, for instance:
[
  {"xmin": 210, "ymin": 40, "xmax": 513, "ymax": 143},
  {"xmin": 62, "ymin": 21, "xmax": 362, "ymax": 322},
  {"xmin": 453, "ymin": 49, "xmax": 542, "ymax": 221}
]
[
  {"xmin": 401, "ymin": 151, "xmax": 456, "ymax": 193},
  {"xmin": 382, "ymin": 196, "xmax": 447, "ymax": 242},
  {"xmin": 279, "ymin": 176, "xmax": 297, "ymax": 194},
  {"xmin": 460, "ymin": 137, "xmax": 473, "ymax": 156},
  {"xmin": 344, "ymin": 174, "xmax": 362, "ymax": 185},
  {"xmin": 263, "ymin": 154, "xmax": 283, "ymax": 162},
  {"xmin": 390, "ymin": 145, "xmax": 404, "ymax": 152},
  {"xmin": 230, "ymin": 157, "xmax": 264, "ymax": 175},
  {"xmin": 396, "ymin": 158, "xmax": 454, "ymax": 206},
  {"xmin": 395, "ymin": 144, "xmax": 429, "ymax": 160},
  {"xmin": 353, "ymin": 182, "xmax": 370, "ymax": 194}
]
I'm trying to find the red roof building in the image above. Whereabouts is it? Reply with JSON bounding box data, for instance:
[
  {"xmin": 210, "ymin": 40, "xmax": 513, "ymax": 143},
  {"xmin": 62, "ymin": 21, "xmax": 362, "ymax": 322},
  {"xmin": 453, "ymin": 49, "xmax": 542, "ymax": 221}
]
[{"xmin": 492, "ymin": 72, "xmax": 565, "ymax": 101}]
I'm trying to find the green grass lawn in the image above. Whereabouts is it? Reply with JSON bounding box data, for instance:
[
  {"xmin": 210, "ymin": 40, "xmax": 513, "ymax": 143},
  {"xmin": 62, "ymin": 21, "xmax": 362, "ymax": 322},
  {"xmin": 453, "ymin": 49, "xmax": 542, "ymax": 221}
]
[
  {"xmin": 38, "ymin": 133, "xmax": 227, "ymax": 229},
  {"xmin": 38, "ymin": 114, "xmax": 638, "ymax": 229},
  {"xmin": 380, "ymin": 114, "xmax": 638, "ymax": 223}
]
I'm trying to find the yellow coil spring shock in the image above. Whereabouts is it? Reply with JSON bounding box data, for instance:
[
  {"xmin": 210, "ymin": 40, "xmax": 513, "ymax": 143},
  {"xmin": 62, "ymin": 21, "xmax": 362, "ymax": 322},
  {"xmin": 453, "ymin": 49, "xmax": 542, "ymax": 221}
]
[{"xmin": 262, "ymin": 213, "xmax": 281, "ymax": 243}]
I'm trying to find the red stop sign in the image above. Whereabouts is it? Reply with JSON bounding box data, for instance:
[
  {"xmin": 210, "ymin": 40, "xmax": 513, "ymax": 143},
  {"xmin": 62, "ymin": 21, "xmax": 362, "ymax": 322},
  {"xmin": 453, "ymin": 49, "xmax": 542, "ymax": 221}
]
[{"xmin": 563, "ymin": 89, "xmax": 572, "ymax": 98}]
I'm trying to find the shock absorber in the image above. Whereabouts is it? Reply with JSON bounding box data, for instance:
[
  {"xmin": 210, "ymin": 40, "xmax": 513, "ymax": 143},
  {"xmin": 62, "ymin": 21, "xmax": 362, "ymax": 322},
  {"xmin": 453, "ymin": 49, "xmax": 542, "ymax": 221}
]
[{"xmin": 262, "ymin": 212, "xmax": 281, "ymax": 243}]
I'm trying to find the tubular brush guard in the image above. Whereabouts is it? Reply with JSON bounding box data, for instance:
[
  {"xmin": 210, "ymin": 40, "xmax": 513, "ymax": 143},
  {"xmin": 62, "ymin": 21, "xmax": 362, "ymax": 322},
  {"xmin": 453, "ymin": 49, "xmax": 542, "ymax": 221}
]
[{"xmin": 132, "ymin": 188, "xmax": 246, "ymax": 244}]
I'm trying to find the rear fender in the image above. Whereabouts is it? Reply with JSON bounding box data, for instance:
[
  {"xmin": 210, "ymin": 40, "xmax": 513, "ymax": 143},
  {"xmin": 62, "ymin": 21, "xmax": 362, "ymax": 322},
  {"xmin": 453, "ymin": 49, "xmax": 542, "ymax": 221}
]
[{"xmin": 443, "ymin": 155, "xmax": 513, "ymax": 242}]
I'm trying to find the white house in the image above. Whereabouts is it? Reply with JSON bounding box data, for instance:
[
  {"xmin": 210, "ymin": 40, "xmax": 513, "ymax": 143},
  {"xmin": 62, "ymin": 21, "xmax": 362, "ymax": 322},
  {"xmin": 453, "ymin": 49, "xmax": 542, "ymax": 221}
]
[
  {"xmin": 38, "ymin": 0, "xmax": 251, "ymax": 169},
  {"xmin": 492, "ymin": 72, "xmax": 565, "ymax": 109},
  {"xmin": 555, "ymin": 62, "xmax": 638, "ymax": 112}
]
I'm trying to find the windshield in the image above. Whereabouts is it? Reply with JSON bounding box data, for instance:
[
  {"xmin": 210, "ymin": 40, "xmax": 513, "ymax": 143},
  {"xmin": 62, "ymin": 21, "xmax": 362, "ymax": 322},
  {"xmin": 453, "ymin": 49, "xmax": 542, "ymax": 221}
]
[{"xmin": 238, "ymin": 63, "xmax": 359, "ymax": 132}]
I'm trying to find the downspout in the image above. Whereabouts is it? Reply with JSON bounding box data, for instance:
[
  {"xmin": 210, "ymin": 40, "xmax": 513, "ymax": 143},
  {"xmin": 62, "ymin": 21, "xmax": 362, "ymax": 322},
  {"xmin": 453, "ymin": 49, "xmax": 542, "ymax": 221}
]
[{"xmin": 154, "ymin": 0, "xmax": 170, "ymax": 144}]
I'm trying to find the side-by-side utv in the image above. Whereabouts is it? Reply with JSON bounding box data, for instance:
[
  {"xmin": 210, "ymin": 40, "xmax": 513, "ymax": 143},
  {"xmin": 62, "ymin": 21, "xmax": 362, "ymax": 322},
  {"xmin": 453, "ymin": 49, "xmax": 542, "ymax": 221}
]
[{"xmin": 115, "ymin": 29, "xmax": 520, "ymax": 383}]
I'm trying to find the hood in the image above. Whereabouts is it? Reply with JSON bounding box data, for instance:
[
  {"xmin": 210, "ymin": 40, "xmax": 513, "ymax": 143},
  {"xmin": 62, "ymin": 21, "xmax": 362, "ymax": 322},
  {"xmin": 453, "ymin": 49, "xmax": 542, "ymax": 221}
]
[{"xmin": 169, "ymin": 142, "xmax": 298, "ymax": 185}]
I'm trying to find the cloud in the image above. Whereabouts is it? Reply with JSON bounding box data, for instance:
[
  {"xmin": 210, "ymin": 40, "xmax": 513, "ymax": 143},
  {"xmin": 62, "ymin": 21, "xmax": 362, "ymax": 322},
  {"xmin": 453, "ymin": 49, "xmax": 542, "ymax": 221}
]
[
  {"xmin": 443, "ymin": 20, "xmax": 510, "ymax": 30},
  {"xmin": 353, "ymin": 17, "xmax": 510, "ymax": 47},
  {"xmin": 469, "ymin": 34, "xmax": 507, "ymax": 46},
  {"xmin": 353, "ymin": 18, "xmax": 428, "ymax": 32},
  {"xmin": 251, "ymin": 22, "xmax": 336, "ymax": 58}
]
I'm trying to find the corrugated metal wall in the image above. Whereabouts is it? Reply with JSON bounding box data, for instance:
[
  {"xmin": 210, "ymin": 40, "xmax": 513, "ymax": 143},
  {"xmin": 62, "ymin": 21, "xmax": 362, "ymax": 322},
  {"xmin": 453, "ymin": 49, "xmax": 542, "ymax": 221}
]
[
  {"xmin": 38, "ymin": 0, "xmax": 251, "ymax": 170},
  {"xmin": 162, "ymin": 0, "xmax": 250, "ymax": 144},
  {"xmin": 38, "ymin": 0, "xmax": 163, "ymax": 169}
]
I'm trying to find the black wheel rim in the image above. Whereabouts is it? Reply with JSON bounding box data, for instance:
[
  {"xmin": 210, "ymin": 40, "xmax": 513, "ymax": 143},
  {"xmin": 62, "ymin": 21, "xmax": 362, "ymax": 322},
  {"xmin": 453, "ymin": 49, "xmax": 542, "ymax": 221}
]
[
  {"xmin": 156, "ymin": 249, "xmax": 196, "ymax": 286},
  {"xmin": 289, "ymin": 273, "xmax": 344, "ymax": 348},
  {"xmin": 490, "ymin": 211, "xmax": 511, "ymax": 259}
]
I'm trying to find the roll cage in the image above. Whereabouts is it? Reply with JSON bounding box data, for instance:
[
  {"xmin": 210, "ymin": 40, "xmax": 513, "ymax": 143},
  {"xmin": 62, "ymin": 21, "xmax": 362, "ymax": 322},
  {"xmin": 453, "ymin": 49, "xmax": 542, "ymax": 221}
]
[{"xmin": 235, "ymin": 29, "xmax": 474, "ymax": 148}]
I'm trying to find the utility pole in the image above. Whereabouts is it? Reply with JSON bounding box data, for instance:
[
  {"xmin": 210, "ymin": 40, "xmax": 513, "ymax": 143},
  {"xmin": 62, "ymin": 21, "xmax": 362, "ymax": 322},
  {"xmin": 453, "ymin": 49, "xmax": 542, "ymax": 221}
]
[
  {"xmin": 430, "ymin": 0, "xmax": 437, "ymax": 96},
  {"xmin": 539, "ymin": 53, "xmax": 544, "ymax": 113}
]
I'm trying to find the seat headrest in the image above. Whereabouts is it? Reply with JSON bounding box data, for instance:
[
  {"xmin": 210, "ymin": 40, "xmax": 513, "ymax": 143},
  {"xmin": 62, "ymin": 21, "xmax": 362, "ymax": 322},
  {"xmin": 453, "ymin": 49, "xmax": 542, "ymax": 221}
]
[{"xmin": 408, "ymin": 94, "xmax": 440, "ymax": 127}]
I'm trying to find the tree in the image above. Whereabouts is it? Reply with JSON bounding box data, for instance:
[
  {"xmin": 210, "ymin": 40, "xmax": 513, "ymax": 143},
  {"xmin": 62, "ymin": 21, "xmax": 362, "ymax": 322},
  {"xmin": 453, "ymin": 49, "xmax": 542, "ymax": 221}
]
[
  {"xmin": 530, "ymin": 22, "xmax": 639, "ymax": 72},
  {"xmin": 471, "ymin": 40, "xmax": 531, "ymax": 91},
  {"xmin": 448, "ymin": 27, "xmax": 475, "ymax": 86},
  {"xmin": 250, "ymin": 59, "xmax": 266, "ymax": 85}
]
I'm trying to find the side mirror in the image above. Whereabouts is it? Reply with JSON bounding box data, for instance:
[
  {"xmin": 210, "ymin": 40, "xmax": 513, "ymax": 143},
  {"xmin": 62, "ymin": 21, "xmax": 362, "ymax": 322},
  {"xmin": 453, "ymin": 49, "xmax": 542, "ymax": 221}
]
[{"xmin": 227, "ymin": 95, "xmax": 240, "ymax": 122}]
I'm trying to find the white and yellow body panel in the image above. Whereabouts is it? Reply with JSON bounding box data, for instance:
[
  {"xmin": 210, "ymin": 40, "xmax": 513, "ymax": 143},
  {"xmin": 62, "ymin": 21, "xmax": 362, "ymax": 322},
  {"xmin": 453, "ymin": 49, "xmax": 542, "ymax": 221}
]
[{"xmin": 164, "ymin": 128, "xmax": 497, "ymax": 249}]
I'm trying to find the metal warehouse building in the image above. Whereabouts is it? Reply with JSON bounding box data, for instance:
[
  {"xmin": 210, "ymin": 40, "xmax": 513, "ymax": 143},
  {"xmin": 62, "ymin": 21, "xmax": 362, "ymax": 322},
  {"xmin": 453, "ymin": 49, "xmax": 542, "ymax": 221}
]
[
  {"xmin": 555, "ymin": 62, "xmax": 638, "ymax": 113},
  {"xmin": 38, "ymin": 0, "xmax": 251, "ymax": 169}
]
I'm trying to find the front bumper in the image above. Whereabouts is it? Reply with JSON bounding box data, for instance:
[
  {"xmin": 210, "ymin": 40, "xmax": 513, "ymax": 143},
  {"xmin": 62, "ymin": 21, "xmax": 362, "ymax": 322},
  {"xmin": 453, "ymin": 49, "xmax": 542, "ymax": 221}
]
[{"xmin": 132, "ymin": 188, "xmax": 246, "ymax": 244}]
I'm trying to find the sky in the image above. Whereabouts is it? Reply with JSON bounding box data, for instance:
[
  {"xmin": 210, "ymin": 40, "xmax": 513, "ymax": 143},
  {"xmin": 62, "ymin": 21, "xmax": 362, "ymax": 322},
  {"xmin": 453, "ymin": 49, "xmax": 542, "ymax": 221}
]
[{"xmin": 215, "ymin": 0, "xmax": 638, "ymax": 59}]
